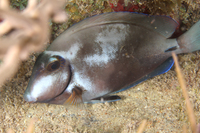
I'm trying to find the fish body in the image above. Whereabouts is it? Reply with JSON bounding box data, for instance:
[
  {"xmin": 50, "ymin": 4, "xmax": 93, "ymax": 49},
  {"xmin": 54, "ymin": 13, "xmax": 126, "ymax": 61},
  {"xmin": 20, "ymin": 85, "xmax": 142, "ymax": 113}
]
[{"xmin": 24, "ymin": 12, "xmax": 200, "ymax": 104}]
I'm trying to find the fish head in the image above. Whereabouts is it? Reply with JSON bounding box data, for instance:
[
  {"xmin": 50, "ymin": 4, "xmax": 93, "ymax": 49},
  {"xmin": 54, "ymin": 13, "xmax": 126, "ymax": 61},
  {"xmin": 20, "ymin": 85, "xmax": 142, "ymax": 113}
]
[{"xmin": 23, "ymin": 52, "xmax": 71, "ymax": 104}]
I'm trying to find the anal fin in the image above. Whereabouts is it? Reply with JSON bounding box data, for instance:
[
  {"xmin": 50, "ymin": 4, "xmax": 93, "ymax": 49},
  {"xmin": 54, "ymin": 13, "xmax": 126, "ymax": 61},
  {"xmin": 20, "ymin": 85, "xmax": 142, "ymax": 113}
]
[{"xmin": 114, "ymin": 57, "xmax": 174, "ymax": 93}]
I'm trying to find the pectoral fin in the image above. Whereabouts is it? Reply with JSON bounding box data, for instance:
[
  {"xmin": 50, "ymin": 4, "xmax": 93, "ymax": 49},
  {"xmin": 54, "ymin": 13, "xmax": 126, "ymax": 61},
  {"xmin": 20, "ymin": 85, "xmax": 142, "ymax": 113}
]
[
  {"xmin": 64, "ymin": 87, "xmax": 83, "ymax": 105},
  {"xmin": 84, "ymin": 95, "xmax": 121, "ymax": 104}
]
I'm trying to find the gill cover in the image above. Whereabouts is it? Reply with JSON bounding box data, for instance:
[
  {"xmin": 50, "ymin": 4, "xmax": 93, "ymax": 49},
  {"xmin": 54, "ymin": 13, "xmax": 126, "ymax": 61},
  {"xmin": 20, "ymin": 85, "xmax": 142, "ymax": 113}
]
[{"xmin": 24, "ymin": 53, "xmax": 71, "ymax": 103}]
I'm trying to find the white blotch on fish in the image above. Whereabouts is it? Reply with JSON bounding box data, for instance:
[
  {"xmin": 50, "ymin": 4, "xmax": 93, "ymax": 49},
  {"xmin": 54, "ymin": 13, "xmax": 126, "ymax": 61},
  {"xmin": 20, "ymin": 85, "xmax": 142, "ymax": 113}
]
[
  {"xmin": 84, "ymin": 24, "xmax": 129, "ymax": 67},
  {"xmin": 31, "ymin": 75, "xmax": 54, "ymax": 100},
  {"xmin": 66, "ymin": 71, "xmax": 110, "ymax": 101},
  {"xmin": 44, "ymin": 42, "xmax": 83, "ymax": 61}
]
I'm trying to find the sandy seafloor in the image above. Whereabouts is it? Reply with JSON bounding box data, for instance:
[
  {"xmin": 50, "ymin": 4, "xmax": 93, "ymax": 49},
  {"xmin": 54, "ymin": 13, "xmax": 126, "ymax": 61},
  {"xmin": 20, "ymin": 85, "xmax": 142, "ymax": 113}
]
[{"xmin": 1, "ymin": 0, "xmax": 200, "ymax": 133}]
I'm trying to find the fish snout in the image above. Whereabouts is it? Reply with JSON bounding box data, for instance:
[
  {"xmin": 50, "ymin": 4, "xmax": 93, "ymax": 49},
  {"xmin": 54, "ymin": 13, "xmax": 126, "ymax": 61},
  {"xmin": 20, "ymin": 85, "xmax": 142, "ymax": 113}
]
[
  {"xmin": 23, "ymin": 54, "xmax": 71, "ymax": 104},
  {"xmin": 23, "ymin": 74, "xmax": 70, "ymax": 103},
  {"xmin": 23, "ymin": 93, "xmax": 37, "ymax": 103}
]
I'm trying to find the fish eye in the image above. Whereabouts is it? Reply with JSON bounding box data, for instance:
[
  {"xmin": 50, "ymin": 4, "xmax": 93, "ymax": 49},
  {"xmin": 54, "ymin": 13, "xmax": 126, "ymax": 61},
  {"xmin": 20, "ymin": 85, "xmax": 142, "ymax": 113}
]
[{"xmin": 46, "ymin": 57, "xmax": 60, "ymax": 72}]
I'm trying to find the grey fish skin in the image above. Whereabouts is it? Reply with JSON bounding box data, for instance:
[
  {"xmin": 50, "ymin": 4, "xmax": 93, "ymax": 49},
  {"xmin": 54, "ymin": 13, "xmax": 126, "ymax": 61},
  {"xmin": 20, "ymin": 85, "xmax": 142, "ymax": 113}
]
[{"xmin": 23, "ymin": 12, "xmax": 200, "ymax": 105}]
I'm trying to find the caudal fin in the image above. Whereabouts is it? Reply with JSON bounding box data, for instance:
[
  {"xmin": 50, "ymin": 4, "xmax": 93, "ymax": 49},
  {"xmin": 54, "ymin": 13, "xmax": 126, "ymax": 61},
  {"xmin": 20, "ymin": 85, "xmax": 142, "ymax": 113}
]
[{"xmin": 177, "ymin": 21, "xmax": 200, "ymax": 53}]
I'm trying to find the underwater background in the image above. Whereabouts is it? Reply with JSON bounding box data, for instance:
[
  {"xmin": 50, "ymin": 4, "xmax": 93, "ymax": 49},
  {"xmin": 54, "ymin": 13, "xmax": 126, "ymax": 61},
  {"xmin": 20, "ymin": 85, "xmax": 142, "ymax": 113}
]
[{"xmin": 0, "ymin": 0, "xmax": 200, "ymax": 132}]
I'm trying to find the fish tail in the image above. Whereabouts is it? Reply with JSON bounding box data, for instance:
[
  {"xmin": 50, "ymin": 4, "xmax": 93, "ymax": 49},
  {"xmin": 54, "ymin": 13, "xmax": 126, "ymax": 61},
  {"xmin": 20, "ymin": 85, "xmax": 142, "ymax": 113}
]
[{"xmin": 177, "ymin": 21, "xmax": 200, "ymax": 53}]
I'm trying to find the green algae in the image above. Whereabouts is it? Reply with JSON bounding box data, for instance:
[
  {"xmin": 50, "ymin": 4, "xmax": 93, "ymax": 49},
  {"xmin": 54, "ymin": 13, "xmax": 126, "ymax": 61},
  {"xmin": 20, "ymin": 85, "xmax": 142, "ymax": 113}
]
[{"xmin": 10, "ymin": 0, "xmax": 27, "ymax": 10}]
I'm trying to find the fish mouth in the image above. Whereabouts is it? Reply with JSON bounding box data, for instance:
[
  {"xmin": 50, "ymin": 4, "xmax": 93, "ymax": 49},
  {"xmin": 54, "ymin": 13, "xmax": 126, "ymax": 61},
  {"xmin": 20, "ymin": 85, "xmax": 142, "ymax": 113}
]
[{"xmin": 23, "ymin": 93, "xmax": 37, "ymax": 103}]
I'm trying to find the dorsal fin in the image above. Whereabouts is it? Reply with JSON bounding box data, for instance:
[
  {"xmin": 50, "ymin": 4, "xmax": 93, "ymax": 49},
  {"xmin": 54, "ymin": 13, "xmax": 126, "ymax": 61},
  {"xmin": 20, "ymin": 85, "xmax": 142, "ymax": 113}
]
[{"xmin": 60, "ymin": 12, "xmax": 178, "ymax": 38}]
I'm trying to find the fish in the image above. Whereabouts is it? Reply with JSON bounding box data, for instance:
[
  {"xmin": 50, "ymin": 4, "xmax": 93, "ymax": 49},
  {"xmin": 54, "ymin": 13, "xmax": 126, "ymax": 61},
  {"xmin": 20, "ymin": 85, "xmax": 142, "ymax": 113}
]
[{"xmin": 23, "ymin": 12, "xmax": 200, "ymax": 105}]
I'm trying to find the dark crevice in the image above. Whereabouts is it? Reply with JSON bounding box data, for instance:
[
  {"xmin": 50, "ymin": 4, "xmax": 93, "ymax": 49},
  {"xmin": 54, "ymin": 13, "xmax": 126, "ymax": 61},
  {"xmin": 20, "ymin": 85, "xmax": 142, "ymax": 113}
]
[{"xmin": 164, "ymin": 46, "xmax": 178, "ymax": 52}]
